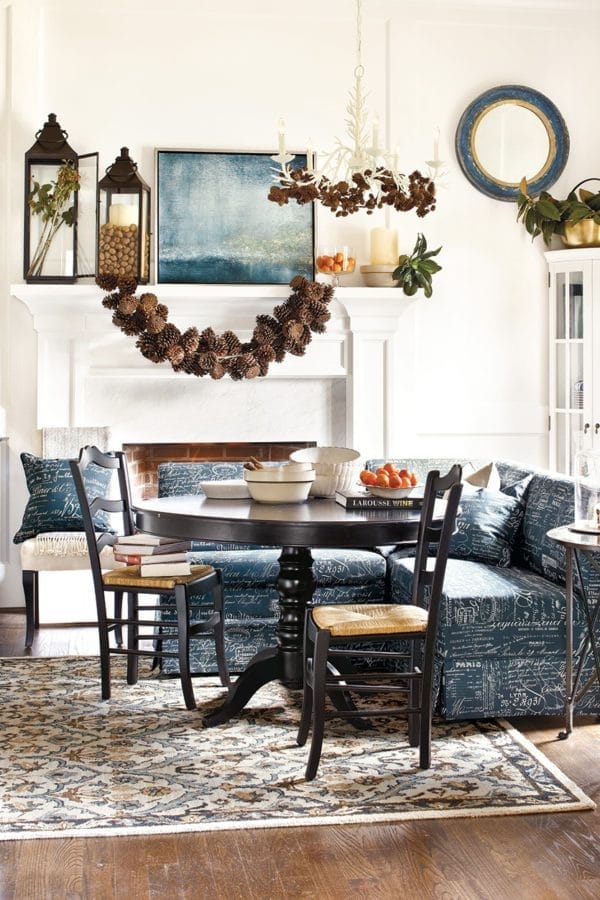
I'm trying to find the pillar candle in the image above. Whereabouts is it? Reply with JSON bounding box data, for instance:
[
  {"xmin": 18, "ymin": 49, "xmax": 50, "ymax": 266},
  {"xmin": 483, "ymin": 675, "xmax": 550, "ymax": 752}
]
[
  {"xmin": 109, "ymin": 204, "xmax": 138, "ymax": 227},
  {"xmin": 370, "ymin": 227, "xmax": 398, "ymax": 266}
]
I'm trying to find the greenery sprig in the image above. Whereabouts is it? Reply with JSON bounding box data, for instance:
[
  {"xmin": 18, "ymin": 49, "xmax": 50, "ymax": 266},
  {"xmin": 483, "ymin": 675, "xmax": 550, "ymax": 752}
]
[
  {"xmin": 27, "ymin": 161, "xmax": 80, "ymax": 278},
  {"xmin": 392, "ymin": 233, "xmax": 442, "ymax": 298},
  {"xmin": 516, "ymin": 177, "xmax": 600, "ymax": 246}
]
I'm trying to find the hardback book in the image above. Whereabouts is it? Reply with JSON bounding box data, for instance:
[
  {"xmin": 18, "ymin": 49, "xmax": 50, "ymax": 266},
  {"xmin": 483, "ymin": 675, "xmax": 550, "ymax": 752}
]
[
  {"xmin": 113, "ymin": 550, "xmax": 189, "ymax": 566},
  {"xmin": 112, "ymin": 539, "xmax": 192, "ymax": 558},
  {"xmin": 335, "ymin": 489, "xmax": 424, "ymax": 510},
  {"xmin": 139, "ymin": 561, "xmax": 192, "ymax": 577},
  {"xmin": 117, "ymin": 533, "xmax": 183, "ymax": 546}
]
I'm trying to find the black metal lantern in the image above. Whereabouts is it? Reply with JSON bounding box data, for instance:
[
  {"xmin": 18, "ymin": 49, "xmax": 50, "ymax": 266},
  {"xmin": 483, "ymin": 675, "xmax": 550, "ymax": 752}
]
[
  {"xmin": 24, "ymin": 113, "xmax": 80, "ymax": 283},
  {"xmin": 98, "ymin": 148, "xmax": 151, "ymax": 284}
]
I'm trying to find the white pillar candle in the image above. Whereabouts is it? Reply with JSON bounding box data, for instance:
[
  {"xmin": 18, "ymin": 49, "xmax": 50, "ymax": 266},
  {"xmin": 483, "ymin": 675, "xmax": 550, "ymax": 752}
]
[
  {"xmin": 370, "ymin": 227, "xmax": 398, "ymax": 266},
  {"xmin": 109, "ymin": 204, "xmax": 138, "ymax": 227}
]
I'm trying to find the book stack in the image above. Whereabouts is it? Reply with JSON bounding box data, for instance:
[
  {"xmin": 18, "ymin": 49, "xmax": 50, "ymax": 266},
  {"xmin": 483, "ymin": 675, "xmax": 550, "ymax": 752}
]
[
  {"xmin": 113, "ymin": 534, "xmax": 192, "ymax": 576},
  {"xmin": 335, "ymin": 489, "xmax": 424, "ymax": 510}
]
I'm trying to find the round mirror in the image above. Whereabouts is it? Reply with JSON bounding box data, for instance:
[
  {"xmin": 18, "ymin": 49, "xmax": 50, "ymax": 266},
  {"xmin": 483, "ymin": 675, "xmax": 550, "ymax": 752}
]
[{"xmin": 455, "ymin": 85, "xmax": 569, "ymax": 201}]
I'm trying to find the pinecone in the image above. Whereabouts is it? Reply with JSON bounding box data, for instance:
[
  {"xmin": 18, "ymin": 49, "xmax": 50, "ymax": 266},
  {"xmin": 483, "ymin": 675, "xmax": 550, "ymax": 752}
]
[
  {"xmin": 209, "ymin": 361, "xmax": 226, "ymax": 380},
  {"xmin": 136, "ymin": 333, "xmax": 168, "ymax": 363},
  {"xmin": 96, "ymin": 273, "xmax": 118, "ymax": 292},
  {"xmin": 113, "ymin": 310, "xmax": 143, "ymax": 337},
  {"xmin": 154, "ymin": 323, "xmax": 181, "ymax": 353},
  {"xmin": 198, "ymin": 327, "xmax": 217, "ymax": 351},
  {"xmin": 138, "ymin": 292, "xmax": 158, "ymax": 314},
  {"xmin": 273, "ymin": 302, "xmax": 294, "ymax": 324},
  {"xmin": 322, "ymin": 284, "xmax": 335, "ymax": 303},
  {"xmin": 102, "ymin": 292, "xmax": 120, "ymax": 311},
  {"xmin": 252, "ymin": 321, "xmax": 276, "ymax": 346},
  {"xmin": 167, "ymin": 344, "xmax": 185, "ymax": 366},
  {"xmin": 156, "ymin": 303, "xmax": 169, "ymax": 318},
  {"xmin": 146, "ymin": 313, "xmax": 167, "ymax": 334},
  {"xmin": 221, "ymin": 330, "xmax": 242, "ymax": 356},
  {"xmin": 181, "ymin": 327, "xmax": 200, "ymax": 354},
  {"xmin": 255, "ymin": 345, "xmax": 277, "ymax": 365},
  {"xmin": 282, "ymin": 320, "xmax": 304, "ymax": 343},
  {"xmin": 289, "ymin": 275, "xmax": 308, "ymax": 292},
  {"xmin": 117, "ymin": 277, "xmax": 137, "ymax": 296},
  {"xmin": 197, "ymin": 351, "xmax": 217, "ymax": 372},
  {"xmin": 118, "ymin": 294, "xmax": 138, "ymax": 316}
]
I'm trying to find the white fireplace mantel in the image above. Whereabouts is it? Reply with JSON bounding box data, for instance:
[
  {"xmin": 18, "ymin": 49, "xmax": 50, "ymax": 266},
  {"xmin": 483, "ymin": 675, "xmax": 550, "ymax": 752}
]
[{"xmin": 11, "ymin": 283, "xmax": 418, "ymax": 459}]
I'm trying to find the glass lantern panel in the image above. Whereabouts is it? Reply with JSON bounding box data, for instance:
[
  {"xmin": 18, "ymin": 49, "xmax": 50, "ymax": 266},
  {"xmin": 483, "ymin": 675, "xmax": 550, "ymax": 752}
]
[
  {"xmin": 76, "ymin": 153, "xmax": 98, "ymax": 278},
  {"xmin": 98, "ymin": 191, "xmax": 140, "ymax": 280},
  {"xmin": 27, "ymin": 162, "xmax": 76, "ymax": 279},
  {"xmin": 555, "ymin": 272, "xmax": 566, "ymax": 340},
  {"xmin": 140, "ymin": 190, "xmax": 150, "ymax": 282},
  {"xmin": 568, "ymin": 274, "xmax": 584, "ymax": 339}
]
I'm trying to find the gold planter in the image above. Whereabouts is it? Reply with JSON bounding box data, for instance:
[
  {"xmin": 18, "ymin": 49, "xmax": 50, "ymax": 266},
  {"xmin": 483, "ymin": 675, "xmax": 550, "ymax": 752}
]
[{"xmin": 562, "ymin": 220, "xmax": 600, "ymax": 249}]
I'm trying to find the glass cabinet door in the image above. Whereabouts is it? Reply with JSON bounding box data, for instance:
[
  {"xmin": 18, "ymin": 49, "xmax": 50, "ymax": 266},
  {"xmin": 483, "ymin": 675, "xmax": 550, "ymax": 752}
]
[{"xmin": 549, "ymin": 267, "xmax": 589, "ymax": 474}]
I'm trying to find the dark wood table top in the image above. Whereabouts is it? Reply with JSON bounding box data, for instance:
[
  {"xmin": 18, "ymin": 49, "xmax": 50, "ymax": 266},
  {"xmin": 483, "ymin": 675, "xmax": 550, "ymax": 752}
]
[{"xmin": 134, "ymin": 495, "xmax": 440, "ymax": 549}]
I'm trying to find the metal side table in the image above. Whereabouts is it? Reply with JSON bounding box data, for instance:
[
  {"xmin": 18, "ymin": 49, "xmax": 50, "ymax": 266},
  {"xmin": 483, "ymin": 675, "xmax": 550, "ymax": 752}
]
[{"xmin": 547, "ymin": 525, "xmax": 600, "ymax": 739}]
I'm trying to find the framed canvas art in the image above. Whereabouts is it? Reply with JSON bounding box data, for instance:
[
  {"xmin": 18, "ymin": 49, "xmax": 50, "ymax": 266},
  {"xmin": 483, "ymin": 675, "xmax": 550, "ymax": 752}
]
[{"xmin": 156, "ymin": 150, "xmax": 315, "ymax": 284}]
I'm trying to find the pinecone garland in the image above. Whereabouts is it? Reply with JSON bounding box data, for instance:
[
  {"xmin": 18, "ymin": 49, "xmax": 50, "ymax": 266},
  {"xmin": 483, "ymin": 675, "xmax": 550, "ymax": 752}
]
[{"xmin": 99, "ymin": 274, "xmax": 336, "ymax": 379}]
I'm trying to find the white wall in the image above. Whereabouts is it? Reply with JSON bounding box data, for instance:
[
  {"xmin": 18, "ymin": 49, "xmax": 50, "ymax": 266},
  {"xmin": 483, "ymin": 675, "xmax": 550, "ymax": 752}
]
[{"xmin": 2, "ymin": 0, "xmax": 599, "ymax": 606}]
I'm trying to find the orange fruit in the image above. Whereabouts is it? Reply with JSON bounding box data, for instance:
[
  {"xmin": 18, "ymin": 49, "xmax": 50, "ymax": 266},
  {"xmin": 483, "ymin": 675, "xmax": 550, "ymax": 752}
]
[
  {"xmin": 398, "ymin": 468, "xmax": 409, "ymax": 477},
  {"xmin": 375, "ymin": 467, "xmax": 387, "ymax": 476},
  {"xmin": 383, "ymin": 462, "xmax": 398, "ymax": 475},
  {"xmin": 400, "ymin": 476, "xmax": 411, "ymax": 488},
  {"xmin": 409, "ymin": 472, "xmax": 418, "ymax": 486},
  {"xmin": 375, "ymin": 472, "xmax": 390, "ymax": 487},
  {"xmin": 388, "ymin": 473, "xmax": 401, "ymax": 488}
]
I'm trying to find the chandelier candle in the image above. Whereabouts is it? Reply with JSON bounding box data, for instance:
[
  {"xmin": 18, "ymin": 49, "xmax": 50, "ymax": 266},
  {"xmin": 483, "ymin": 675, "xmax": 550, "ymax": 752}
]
[{"xmin": 370, "ymin": 228, "xmax": 399, "ymax": 265}]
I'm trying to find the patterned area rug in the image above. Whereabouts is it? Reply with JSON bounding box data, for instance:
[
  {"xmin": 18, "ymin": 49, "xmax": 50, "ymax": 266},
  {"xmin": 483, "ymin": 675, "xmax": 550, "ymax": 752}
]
[{"xmin": 0, "ymin": 657, "xmax": 593, "ymax": 840}]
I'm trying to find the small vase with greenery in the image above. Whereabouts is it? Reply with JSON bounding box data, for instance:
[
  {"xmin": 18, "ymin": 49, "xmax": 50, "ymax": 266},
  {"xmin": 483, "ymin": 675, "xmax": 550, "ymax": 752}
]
[
  {"xmin": 27, "ymin": 160, "xmax": 80, "ymax": 278},
  {"xmin": 516, "ymin": 177, "xmax": 600, "ymax": 247},
  {"xmin": 392, "ymin": 233, "xmax": 442, "ymax": 297}
]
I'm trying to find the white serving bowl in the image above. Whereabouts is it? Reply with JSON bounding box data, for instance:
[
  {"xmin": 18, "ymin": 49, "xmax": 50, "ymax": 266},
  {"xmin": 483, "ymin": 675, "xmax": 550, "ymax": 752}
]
[
  {"xmin": 366, "ymin": 484, "xmax": 419, "ymax": 499},
  {"xmin": 199, "ymin": 479, "xmax": 250, "ymax": 499},
  {"xmin": 244, "ymin": 466, "xmax": 316, "ymax": 483},
  {"xmin": 289, "ymin": 446, "xmax": 361, "ymax": 497},
  {"xmin": 244, "ymin": 467, "xmax": 315, "ymax": 503}
]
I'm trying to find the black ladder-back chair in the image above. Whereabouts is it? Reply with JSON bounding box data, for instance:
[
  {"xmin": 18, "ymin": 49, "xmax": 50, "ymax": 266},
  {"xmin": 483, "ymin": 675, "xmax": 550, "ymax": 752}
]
[
  {"xmin": 297, "ymin": 465, "xmax": 463, "ymax": 781},
  {"xmin": 69, "ymin": 446, "xmax": 230, "ymax": 709}
]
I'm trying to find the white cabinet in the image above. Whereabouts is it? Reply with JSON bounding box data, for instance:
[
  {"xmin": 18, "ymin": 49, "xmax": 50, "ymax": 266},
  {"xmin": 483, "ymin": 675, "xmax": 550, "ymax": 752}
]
[{"xmin": 546, "ymin": 248, "xmax": 600, "ymax": 474}]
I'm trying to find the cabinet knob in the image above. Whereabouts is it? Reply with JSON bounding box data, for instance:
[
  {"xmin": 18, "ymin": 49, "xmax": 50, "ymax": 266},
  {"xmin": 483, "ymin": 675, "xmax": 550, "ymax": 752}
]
[{"xmin": 584, "ymin": 423, "xmax": 591, "ymax": 434}]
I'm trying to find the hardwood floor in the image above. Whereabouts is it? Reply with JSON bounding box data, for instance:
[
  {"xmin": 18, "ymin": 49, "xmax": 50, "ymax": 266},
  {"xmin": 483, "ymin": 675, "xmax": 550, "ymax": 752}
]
[{"xmin": 1, "ymin": 610, "xmax": 599, "ymax": 900}]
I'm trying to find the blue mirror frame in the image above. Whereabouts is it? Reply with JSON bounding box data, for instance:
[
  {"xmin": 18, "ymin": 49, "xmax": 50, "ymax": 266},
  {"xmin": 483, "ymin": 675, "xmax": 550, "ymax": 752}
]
[{"xmin": 455, "ymin": 84, "xmax": 570, "ymax": 201}]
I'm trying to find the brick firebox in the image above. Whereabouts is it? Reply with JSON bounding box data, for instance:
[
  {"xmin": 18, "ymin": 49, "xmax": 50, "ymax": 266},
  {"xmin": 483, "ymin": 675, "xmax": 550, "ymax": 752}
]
[{"xmin": 123, "ymin": 441, "xmax": 316, "ymax": 499}]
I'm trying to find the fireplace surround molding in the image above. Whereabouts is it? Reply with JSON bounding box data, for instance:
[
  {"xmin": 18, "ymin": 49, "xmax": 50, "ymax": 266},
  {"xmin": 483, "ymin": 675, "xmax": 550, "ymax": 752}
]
[{"xmin": 11, "ymin": 284, "xmax": 418, "ymax": 460}]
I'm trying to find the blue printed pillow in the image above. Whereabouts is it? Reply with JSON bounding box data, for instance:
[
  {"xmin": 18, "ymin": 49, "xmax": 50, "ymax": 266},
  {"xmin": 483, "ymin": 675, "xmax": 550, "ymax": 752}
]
[
  {"xmin": 449, "ymin": 482, "xmax": 529, "ymax": 567},
  {"xmin": 13, "ymin": 453, "xmax": 113, "ymax": 543}
]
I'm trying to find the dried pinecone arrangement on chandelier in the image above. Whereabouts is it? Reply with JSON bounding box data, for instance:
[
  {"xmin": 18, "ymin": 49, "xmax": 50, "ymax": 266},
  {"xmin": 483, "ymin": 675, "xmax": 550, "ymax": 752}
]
[{"xmin": 96, "ymin": 274, "xmax": 335, "ymax": 380}]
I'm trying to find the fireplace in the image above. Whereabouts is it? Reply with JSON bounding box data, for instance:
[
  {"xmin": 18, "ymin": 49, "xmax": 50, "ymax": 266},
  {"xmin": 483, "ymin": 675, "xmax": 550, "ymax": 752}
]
[
  {"xmin": 13, "ymin": 284, "xmax": 418, "ymax": 462},
  {"xmin": 123, "ymin": 441, "xmax": 316, "ymax": 498}
]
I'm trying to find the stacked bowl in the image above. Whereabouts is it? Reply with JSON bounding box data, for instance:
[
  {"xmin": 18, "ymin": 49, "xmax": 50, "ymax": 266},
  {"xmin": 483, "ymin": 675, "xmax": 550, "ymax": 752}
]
[
  {"xmin": 244, "ymin": 462, "xmax": 315, "ymax": 504},
  {"xmin": 289, "ymin": 446, "xmax": 361, "ymax": 497}
]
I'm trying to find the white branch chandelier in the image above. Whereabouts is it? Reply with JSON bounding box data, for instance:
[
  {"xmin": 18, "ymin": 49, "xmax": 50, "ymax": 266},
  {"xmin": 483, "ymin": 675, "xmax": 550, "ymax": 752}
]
[{"xmin": 268, "ymin": 0, "xmax": 439, "ymax": 218}]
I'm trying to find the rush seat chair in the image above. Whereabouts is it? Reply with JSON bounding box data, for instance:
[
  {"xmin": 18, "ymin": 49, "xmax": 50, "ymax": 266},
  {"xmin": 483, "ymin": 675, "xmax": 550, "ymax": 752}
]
[
  {"xmin": 69, "ymin": 446, "xmax": 230, "ymax": 709},
  {"xmin": 297, "ymin": 466, "xmax": 462, "ymax": 780}
]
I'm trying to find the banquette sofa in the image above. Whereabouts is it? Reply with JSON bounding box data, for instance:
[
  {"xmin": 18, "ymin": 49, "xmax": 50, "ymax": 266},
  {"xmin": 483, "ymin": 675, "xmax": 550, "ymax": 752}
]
[{"xmin": 157, "ymin": 457, "xmax": 600, "ymax": 720}]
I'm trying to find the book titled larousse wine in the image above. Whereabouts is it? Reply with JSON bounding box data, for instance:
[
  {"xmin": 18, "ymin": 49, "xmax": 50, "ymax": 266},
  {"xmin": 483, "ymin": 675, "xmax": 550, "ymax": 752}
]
[{"xmin": 335, "ymin": 489, "xmax": 424, "ymax": 510}]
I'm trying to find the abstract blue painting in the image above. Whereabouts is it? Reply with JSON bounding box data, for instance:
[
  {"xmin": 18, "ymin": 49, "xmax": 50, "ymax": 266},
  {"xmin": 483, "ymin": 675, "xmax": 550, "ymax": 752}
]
[{"xmin": 156, "ymin": 150, "xmax": 314, "ymax": 284}]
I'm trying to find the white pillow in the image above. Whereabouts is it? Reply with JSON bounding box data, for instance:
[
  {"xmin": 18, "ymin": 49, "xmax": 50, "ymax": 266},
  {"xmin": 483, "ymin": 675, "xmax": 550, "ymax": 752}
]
[{"xmin": 462, "ymin": 461, "xmax": 501, "ymax": 491}]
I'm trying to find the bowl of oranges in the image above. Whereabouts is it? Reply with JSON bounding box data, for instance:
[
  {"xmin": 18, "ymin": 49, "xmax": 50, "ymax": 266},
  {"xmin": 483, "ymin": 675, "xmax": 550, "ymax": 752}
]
[
  {"xmin": 359, "ymin": 462, "xmax": 420, "ymax": 498},
  {"xmin": 316, "ymin": 247, "xmax": 356, "ymax": 286}
]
